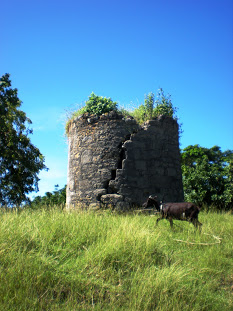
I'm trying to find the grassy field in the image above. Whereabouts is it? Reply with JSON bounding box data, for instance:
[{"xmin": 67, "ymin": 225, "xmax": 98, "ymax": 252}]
[{"xmin": 0, "ymin": 208, "xmax": 232, "ymax": 311}]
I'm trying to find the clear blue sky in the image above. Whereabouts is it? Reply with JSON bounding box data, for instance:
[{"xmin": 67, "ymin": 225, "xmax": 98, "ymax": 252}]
[{"xmin": 1, "ymin": 0, "xmax": 233, "ymax": 198}]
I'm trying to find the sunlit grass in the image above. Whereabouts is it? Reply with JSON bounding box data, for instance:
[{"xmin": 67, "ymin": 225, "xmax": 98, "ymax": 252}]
[{"xmin": 0, "ymin": 208, "xmax": 232, "ymax": 310}]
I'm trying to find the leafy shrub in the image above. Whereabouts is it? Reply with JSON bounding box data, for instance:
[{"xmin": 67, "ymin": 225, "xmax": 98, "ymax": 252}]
[
  {"xmin": 71, "ymin": 92, "xmax": 118, "ymax": 118},
  {"xmin": 84, "ymin": 92, "xmax": 118, "ymax": 115},
  {"xmin": 66, "ymin": 93, "xmax": 118, "ymax": 133}
]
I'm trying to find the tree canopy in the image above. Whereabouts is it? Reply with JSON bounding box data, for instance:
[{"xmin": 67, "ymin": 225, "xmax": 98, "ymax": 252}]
[
  {"xmin": 181, "ymin": 145, "xmax": 233, "ymax": 210},
  {"xmin": 0, "ymin": 73, "xmax": 47, "ymax": 206}
]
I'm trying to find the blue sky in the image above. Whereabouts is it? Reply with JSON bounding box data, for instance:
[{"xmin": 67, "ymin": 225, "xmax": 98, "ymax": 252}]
[{"xmin": 1, "ymin": 0, "xmax": 233, "ymax": 198}]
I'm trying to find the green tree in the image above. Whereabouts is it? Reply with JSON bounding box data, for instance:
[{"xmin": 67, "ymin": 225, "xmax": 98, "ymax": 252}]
[
  {"xmin": 0, "ymin": 73, "xmax": 47, "ymax": 206},
  {"xmin": 181, "ymin": 145, "xmax": 233, "ymax": 210}
]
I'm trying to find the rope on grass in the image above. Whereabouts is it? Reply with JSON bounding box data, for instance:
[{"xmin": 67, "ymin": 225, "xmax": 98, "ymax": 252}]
[{"xmin": 173, "ymin": 233, "xmax": 222, "ymax": 246}]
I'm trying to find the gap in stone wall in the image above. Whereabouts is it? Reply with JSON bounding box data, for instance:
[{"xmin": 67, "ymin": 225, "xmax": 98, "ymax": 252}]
[
  {"xmin": 104, "ymin": 134, "xmax": 132, "ymax": 196},
  {"xmin": 111, "ymin": 169, "xmax": 117, "ymax": 180},
  {"xmin": 117, "ymin": 133, "xmax": 131, "ymax": 169},
  {"xmin": 117, "ymin": 146, "xmax": 126, "ymax": 169}
]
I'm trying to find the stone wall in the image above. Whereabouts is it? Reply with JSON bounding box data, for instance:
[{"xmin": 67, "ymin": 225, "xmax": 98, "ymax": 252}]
[{"xmin": 66, "ymin": 111, "xmax": 184, "ymax": 210}]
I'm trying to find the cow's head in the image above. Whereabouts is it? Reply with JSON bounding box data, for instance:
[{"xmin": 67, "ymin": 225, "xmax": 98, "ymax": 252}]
[{"xmin": 143, "ymin": 195, "xmax": 159, "ymax": 210}]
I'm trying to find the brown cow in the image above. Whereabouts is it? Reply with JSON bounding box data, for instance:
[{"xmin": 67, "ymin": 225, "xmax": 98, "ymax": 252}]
[{"xmin": 143, "ymin": 196, "xmax": 202, "ymax": 229}]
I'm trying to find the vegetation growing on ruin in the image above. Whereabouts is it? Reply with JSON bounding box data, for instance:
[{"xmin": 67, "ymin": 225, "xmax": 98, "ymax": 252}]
[
  {"xmin": 65, "ymin": 92, "xmax": 119, "ymax": 132},
  {"xmin": 78, "ymin": 92, "xmax": 118, "ymax": 116},
  {"xmin": 131, "ymin": 88, "xmax": 178, "ymax": 124},
  {"xmin": 65, "ymin": 88, "xmax": 178, "ymax": 133},
  {"xmin": 0, "ymin": 208, "xmax": 232, "ymax": 311}
]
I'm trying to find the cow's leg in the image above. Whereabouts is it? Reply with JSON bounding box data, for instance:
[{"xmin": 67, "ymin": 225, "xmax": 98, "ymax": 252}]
[
  {"xmin": 168, "ymin": 217, "xmax": 173, "ymax": 228},
  {"xmin": 196, "ymin": 220, "xmax": 202, "ymax": 230},
  {"xmin": 156, "ymin": 217, "xmax": 163, "ymax": 225},
  {"xmin": 192, "ymin": 218, "xmax": 202, "ymax": 230}
]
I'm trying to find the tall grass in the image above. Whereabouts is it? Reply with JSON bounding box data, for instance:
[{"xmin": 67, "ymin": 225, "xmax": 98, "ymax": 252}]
[{"xmin": 0, "ymin": 209, "xmax": 232, "ymax": 310}]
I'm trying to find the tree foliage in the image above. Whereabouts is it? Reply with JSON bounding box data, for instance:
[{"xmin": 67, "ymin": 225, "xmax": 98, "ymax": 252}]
[
  {"xmin": 181, "ymin": 145, "xmax": 233, "ymax": 210},
  {"xmin": 0, "ymin": 73, "xmax": 47, "ymax": 206}
]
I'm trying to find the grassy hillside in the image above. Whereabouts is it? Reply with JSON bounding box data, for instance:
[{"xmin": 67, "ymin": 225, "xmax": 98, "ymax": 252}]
[{"xmin": 0, "ymin": 208, "xmax": 232, "ymax": 311}]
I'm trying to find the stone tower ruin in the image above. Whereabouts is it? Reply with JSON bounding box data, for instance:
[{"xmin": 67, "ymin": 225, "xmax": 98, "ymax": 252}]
[{"xmin": 66, "ymin": 111, "xmax": 184, "ymax": 210}]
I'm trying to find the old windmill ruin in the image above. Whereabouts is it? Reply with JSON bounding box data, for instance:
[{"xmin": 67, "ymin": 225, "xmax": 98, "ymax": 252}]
[{"xmin": 66, "ymin": 98, "xmax": 184, "ymax": 210}]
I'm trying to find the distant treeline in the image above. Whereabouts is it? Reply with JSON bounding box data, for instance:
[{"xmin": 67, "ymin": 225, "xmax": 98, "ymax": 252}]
[{"xmin": 30, "ymin": 185, "xmax": 66, "ymax": 209}]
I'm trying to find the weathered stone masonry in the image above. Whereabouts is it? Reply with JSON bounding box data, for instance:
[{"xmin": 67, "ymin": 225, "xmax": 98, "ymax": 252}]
[{"xmin": 66, "ymin": 111, "xmax": 184, "ymax": 210}]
